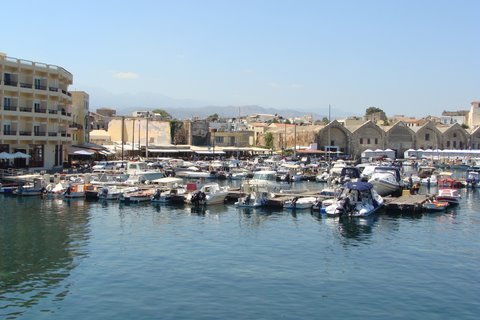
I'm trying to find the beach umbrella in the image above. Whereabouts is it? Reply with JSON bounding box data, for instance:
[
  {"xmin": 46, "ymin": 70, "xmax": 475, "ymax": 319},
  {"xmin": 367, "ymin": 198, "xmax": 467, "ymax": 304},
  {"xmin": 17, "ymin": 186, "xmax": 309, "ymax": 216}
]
[
  {"xmin": 0, "ymin": 152, "xmax": 14, "ymax": 159},
  {"xmin": 74, "ymin": 150, "xmax": 95, "ymax": 156},
  {"xmin": 12, "ymin": 151, "xmax": 31, "ymax": 159}
]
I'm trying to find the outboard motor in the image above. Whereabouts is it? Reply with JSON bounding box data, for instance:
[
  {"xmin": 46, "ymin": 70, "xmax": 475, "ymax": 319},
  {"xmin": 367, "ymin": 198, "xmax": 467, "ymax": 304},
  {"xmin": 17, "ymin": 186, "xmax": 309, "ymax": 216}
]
[{"xmin": 153, "ymin": 189, "xmax": 161, "ymax": 200}]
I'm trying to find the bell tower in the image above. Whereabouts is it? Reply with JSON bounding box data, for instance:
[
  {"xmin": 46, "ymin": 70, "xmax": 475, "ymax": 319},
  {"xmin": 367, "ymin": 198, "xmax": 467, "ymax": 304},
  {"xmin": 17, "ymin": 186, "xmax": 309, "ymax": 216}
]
[{"xmin": 468, "ymin": 101, "xmax": 480, "ymax": 128}]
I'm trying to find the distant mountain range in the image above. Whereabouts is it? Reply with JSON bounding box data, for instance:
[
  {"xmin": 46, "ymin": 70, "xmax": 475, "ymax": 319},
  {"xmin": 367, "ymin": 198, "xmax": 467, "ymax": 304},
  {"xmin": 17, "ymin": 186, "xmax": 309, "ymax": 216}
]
[{"xmin": 116, "ymin": 104, "xmax": 351, "ymax": 120}]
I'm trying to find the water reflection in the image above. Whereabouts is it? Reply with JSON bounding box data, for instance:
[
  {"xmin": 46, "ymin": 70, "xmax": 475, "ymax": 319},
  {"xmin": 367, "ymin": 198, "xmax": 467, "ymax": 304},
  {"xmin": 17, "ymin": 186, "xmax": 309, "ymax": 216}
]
[{"xmin": 0, "ymin": 196, "xmax": 90, "ymax": 319}]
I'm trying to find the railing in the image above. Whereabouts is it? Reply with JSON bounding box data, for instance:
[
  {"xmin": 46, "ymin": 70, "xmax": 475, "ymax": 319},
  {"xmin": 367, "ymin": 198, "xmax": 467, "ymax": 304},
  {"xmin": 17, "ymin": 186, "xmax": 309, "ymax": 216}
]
[
  {"xmin": 34, "ymin": 85, "xmax": 47, "ymax": 90},
  {"xmin": 34, "ymin": 108, "xmax": 47, "ymax": 114},
  {"xmin": 34, "ymin": 131, "xmax": 46, "ymax": 137},
  {"xmin": 48, "ymin": 109, "xmax": 58, "ymax": 114},
  {"xmin": 4, "ymin": 80, "xmax": 18, "ymax": 86},
  {"xmin": 48, "ymin": 132, "xmax": 58, "ymax": 137},
  {"xmin": 3, "ymin": 105, "xmax": 17, "ymax": 111},
  {"xmin": 49, "ymin": 87, "xmax": 58, "ymax": 92},
  {"xmin": 20, "ymin": 82, "xmax": 33, "ymax": 89},
  {"xmin": 0, "ymin": 168, "xmax": 27, "ymax": 178},
  {"xmin": 19, "ymin": 131, "xmax": 32, "ymax": 136},
  {"xmin": 3, "ymin": 130, "xmax": 17, "ymax": 136},
  {"xmin": 19, "ymin": 107, "xmax": 32, "ymax": 112}
]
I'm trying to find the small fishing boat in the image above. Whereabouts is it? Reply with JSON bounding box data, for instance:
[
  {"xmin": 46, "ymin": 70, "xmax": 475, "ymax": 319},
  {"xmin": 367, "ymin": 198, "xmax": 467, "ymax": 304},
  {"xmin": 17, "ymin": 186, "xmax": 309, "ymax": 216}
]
[
  {"xmin": 235, "ymin": 190, "xmax": 269, "ymax": 208},
  {"xmin": 63, "ymin": 184, "xmax": 86, "ymax": 199},
  {"xmin": 13, "ymin": 179, "xmax": 45, "ymax": 196},
  {"xmin": 0, "ymin": 182, "xmax": 18, "ymax": 194},
  {"xmin": 423, "ymin": 200, "xmax": 449, "ymax": 212},
  {"xmin": 120, "ymin": 188, "xmax": 155, "ymax": 204},
  {"xmin": 436, "ymin": 188, "xmax": 461, "ymax": 205},
  {"xmin": 283, "ymin": 196, "xmax": 317, "ymax": 210}
]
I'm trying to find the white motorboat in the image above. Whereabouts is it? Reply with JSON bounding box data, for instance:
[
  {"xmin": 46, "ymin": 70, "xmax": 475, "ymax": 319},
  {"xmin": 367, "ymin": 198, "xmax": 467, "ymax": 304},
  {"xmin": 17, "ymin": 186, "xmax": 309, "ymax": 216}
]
[
  {"xmin": 249, "ymin": 170, "xmax": 277, "ymax": 187},
  {"xmin": 120, "ymin": 188, "xmax": 156, "ymax": 203},
  {"xmin": 185, "ymin": 183, "xmax": 229, "ymax": 205},
  {"xmin": 235, "ymin": 191, "xmax": 269, "ymax": 208},
  {"xmin": 63, "ymin": 184, "xmax": 86, "ymax": 199},
  {"xmin": 125, "ymin": 161, "xmax": 164, "ymax": 183},
  {"xmin": 325, "ymin": 181, "xmax": 384, "ymax": 217},
  {"xmin": 436, "ymin": 188, "xmax": 461, "ymax": 205},
  {"xmin": 44, "ymin": 182, "xmax": 66, "ymax": 197},
  {"xmin": 13, "ymin": 179, "xmax": 45, "ymax": 196},
  {"xmin": 368, "ymin": 166, "xmax": 402, "ymax": 196},
  {"xmin": 315, "ymin": 171, "xmax": 330, "ymax": 182},
  {"xmin": 283, "ymin": 196, "xmax": 317, "ymax": 210},
  {"xmin": 150, "ymin": 177, "xmax": 187, "ymax": 203},
  {"xmin": 99, "ymin": 186, "xmax": 138, "ymax": 200}
]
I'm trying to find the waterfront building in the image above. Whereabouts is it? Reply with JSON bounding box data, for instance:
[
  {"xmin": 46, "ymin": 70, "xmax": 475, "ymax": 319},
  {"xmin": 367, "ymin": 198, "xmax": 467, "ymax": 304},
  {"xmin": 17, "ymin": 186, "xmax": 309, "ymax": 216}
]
[
  {"xmin": 383, "ymin": 121, "xmax": 416, "ymax": 158},
  {"xmin": 437, "ymin": 123, "xmax": 469, "ymax": 149},
  {"xmin": 440, "ymin": 110, "xmax": 468, "ymax": 126},
  {"xmin": 468, "ymin": 101, "xmax": 480, "ymax": 129},
  {"xmin": 316, "ymin": 120, "xmax": 350, "ymax": 155},
  {"xmin": 411, "ymin": 121, "xmax": 443, "ymax": 150},
  {"xmin": 70, "ymin": 91, "xmax": 90, "ymax": 145},
  {"xmin": 210, "ymin": 130, "xmax": 255, "ymax": 148},
  {"xmin": 346, "ymin": 120, "xmax": 386, "ymax": 158},
  {"xmin": 108, "ymin": 117, "xmax": 171, "ymax": 147},
  {"xmin": 0, "ymin": 53, "xmax": 73, "ymax": 169},
  {"xmin": 469, "ymin": 126, "xmax": 480, "ymax": 149}
]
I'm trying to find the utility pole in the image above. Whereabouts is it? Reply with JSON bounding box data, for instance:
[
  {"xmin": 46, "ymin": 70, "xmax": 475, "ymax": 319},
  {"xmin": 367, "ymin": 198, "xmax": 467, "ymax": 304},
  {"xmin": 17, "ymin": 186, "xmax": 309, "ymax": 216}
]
[
  {"xmin": 138, "ymin": 119, "xmax": 141, "ymax": 157},
  {"xmin": 284, "ymin": 121, "xmax": 287, "ymax": 157},
  {"xmin": 132, "ymin": 118, "xmax": 135, "ymax": 156},
  {"xmin": 121, "ymin": 116, "xmax": 125, "ymax": 161},
  {"xmin": 146, "ymin": 116, "xmax": 149, "ymax": 159},
  {"xmin": 328, "ymin": 104, "xmax": 331, "ymax": 163},
  {"xmin": 294, "ymin": 122, "xmax": 297, "ymax": 158}
]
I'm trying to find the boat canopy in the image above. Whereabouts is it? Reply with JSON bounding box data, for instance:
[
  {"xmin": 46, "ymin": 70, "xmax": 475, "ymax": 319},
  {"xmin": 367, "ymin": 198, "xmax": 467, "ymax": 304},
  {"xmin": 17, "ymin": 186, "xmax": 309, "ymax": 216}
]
[{"xmin": 344, "ymin": 181, "xmax": 373, "ymax": 191}]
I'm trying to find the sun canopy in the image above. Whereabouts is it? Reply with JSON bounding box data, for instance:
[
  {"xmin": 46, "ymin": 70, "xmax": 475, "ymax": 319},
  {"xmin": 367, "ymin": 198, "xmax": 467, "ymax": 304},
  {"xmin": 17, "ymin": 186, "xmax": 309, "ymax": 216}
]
[
  {"xmin": 0, "ymin": 152, "xmax": 14, "ymax": 159},
  {"xmin": 344, "ymin": 181, "xmax": 373, "ymax": 191}
]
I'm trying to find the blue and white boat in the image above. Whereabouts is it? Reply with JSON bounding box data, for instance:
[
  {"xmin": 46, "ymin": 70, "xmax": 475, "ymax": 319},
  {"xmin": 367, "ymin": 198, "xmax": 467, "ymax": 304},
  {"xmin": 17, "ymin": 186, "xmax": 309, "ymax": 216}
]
[{"xmin": 325, "ymin": 181, "xmax": 383, "ymax": 217}]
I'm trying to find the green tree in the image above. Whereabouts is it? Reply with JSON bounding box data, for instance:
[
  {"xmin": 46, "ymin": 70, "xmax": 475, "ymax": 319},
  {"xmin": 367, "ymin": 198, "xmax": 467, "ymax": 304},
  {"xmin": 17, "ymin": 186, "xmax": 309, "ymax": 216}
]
[
  {"xmin": 322, "ymin": 117, "xmax": 329, "ymax": 124},
  {"xmin": 284, "ymin": 119, "xmax": 291, "ymax": 124},
  {"xmin": 365, "ymin": 107, "xmax": 384, "ymax": 116},
  {"xmin": 461, "ymin": 123, "xmax": 469, "ymax": 129},
  {"xmin": 152, "ymin": 108, "xmax": 172, "ymax": 119},
  {"xmin": 383, "ymin": 119, "xmax": 390, "ymax": 126},
  {"xmin": 265, "ymin": 132, "xmax": 274, "ymax": 149},
  {"xmin": 206, "ymin": 113, "xmax": 219, "ymax": 122}
]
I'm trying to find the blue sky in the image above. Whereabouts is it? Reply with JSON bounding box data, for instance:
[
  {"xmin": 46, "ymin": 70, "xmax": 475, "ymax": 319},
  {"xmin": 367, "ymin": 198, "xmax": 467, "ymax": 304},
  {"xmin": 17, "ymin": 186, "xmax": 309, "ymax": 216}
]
[{"xmin": 2, "ymin": 0, "xmax": 479, "ymax": 117}]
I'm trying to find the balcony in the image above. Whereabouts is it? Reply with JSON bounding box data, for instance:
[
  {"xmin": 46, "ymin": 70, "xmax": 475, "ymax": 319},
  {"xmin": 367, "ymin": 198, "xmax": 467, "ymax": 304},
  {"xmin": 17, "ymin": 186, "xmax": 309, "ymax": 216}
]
[
  {"xmin": 34, "ymin": 85, "xmax": 47, "ymax": 90},
  {"xmin": 34, "ymin": 131, "xmax": 46, "ymax": 137},
  {"xmin": 3, "ymin": 80, "xmax": 18, "ymax": 87},
  {"xmin": 20, "ymin": 82, "xmax": 33, "ymax": 89},
  {"xmin": 49, "ymin": 87, "xmax": 58, "ymax": 92},
  {"xmin": 48, "ymin": 132, "xmax": 58, "ymax": 137},
  {"xmin": 19, "ymin": 131, "xmax": 32, "ymax": 136},
  {"xmin": 19, "ymin": 107, "xmax": 32, "ymax": 113},
  {"xmin": 48, "ymin": 109, "xmax": 58, "ymax": 114},
  {"xmin": 3, "ymin": 105, "xmax": 18, "ymax": 111},
  {"xmin": 34, "ymin": 108, "xmax": 47, "ymax": 114},
  {"xmin": 3, "ymin": 130, "xmax": 17, "ymax": 136}
]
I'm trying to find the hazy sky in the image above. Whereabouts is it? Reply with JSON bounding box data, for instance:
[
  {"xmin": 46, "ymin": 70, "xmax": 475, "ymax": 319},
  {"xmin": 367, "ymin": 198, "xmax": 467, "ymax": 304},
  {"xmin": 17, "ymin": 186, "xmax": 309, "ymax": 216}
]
[{"xmin": 3, "ymin": 0, "xmax": 479, "ymax": 117}]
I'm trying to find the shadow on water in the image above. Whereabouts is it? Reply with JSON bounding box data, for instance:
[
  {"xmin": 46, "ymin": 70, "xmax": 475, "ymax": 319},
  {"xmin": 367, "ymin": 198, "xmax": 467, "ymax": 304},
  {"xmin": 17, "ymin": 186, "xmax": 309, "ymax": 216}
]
[{"xmin": 0, "ymin": 196, "xmax": 91, "ymax": 319}]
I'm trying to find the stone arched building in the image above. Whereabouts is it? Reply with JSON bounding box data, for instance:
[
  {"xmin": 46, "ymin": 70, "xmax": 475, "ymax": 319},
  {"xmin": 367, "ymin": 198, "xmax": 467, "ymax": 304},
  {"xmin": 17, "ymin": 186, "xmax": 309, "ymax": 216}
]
[
  {"xmin": 438, "ymin": 123, "xmax": 469, "ymax": 149},
  {"xmin": 383, "ymin": 121, "xmax": 415, "ymax": 158},
  {"xmin": 346, "ymin": 121, "xmax": 386, "ymax": 158},
  {"xmin": 316, "ymin": 120, "xmax": 351, "ymax": 154},
  {"xmin": 412, "ymin": 121, "xmax": 443, "ymax": 150}
]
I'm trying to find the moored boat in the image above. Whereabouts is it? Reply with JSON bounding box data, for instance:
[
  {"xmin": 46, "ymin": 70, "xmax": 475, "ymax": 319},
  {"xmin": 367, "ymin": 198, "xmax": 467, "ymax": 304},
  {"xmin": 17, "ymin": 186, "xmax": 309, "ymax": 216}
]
[
  {"xmin": 436, "ymin": 188, "xmax": 461, "ymax": 205},
  {"xmin": 423, "ymin": 200, "xmax": 449, "ymax": 212},
  {"xmin": 325, "ymin": 181, "xmax": 384, "ymax": 217}
]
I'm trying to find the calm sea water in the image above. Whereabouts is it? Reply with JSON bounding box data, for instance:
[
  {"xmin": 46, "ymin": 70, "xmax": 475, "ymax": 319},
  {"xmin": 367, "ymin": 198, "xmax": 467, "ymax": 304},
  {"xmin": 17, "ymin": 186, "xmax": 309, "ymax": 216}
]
[{"xmin": 1, "ymin": 180, "xmax": 480, "ymax": 320}]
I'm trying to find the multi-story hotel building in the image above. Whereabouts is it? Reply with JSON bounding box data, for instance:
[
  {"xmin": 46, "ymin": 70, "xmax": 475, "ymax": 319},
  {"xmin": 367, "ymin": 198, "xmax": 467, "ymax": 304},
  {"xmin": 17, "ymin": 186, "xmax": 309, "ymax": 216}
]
[{"xmin": 0, "ymin": 53, "xmax": 73, "ymax": 169}]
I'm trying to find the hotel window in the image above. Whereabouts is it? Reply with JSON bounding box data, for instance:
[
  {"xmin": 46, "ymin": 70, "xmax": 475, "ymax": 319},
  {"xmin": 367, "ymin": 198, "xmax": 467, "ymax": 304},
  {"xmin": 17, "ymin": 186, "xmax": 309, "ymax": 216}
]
[
  {"xmin": 215, "ymin": 136, "xmax": 224, "ymax": 143},
  {"xmin": 3, "ymin": 124, "xmax": 11, "ymax": 135},
  {"xmin": 360, "ymin": 138, "xmax": 363, "ymax": 144},
  {"xmin": 34, "ymin": 125, "xmax": 40, "ymax": 136},
  {"xmin": 34, "ymin": 78, "xmax": 42, "ymax": 89},
  {"xmin": 425, "ymin": 133, "xmax": 430, "ymax": 141},
  {"xmin": 34, "ymin": 102, "xmax": 41, "ymax": 112},
  {"xmin": 4, "ymin": 97, "xmax": 10, "ymax": 108}
]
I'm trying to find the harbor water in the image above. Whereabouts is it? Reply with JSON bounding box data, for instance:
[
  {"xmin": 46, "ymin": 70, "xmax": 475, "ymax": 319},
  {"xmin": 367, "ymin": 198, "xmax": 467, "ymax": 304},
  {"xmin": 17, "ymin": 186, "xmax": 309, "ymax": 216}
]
[{"xmin": 1, "ymin": 181, "xmax": 480, "ymax": 319}]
